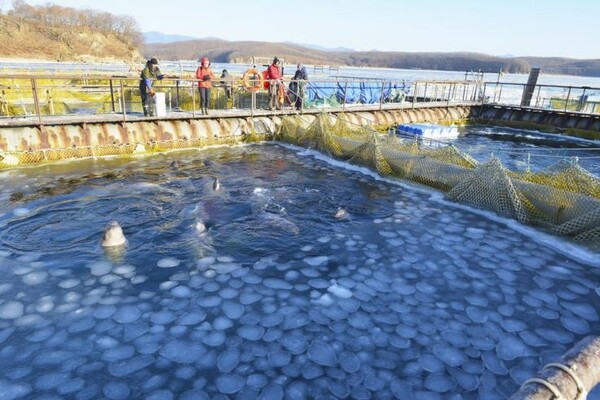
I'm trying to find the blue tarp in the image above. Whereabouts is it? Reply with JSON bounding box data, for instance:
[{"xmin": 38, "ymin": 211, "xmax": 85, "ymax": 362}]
[{"xmin": 305, "ymin": 81, "xmax": 411, "ymax": 105}]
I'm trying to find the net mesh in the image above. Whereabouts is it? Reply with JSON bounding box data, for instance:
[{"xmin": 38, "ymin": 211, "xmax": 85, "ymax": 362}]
[{"xmin": 278, "ymin": 114, "xmax": 600, "ymax": 248}]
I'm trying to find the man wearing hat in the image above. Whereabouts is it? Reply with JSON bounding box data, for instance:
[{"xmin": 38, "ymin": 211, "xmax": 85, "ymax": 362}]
[
  {"xmin": 139, "ymin": 58, "xmax": 165, "ymax": 116},
  {"xmin": 266, "ymin": 57, "xmax": 282, "ymax": 110}
]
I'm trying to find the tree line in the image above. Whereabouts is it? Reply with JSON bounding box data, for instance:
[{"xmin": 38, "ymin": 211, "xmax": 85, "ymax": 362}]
[{"xmin": 7, "ymin": 0, "xmax": 142, "ymax": 47}]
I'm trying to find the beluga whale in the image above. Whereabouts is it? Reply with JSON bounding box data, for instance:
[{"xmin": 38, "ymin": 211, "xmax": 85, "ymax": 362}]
[
  {"xmin": 212, "ymin": 177, "xmax": 221, "ymax": 192},
  {"xmin": 101, "ymin": 221, "xmax": 127, "ymax": 247},
  {"xmin": 334, "ymin": 207, "xmax": 349, "ymax": 220}
]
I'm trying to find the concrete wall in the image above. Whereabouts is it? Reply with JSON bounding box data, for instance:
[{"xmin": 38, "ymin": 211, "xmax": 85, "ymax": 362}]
[
  {"xmin": 477, "ymin": 105, "xmax": 600, "ymax": 138},
  {"xmin": 0, "ymin": 105, "xmax": 475, "ymax": 153},
  {"xmin": 4, "ymin": 103, "xmax": 598, "ymax": 167}
]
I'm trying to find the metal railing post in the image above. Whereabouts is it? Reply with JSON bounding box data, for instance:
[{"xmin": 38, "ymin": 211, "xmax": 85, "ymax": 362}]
[
  {"xmin": 109, "ymin": 78, "xmax": 116, "ymax": 113},
  {"xmin": 565, "ymin": 87, "xmax": 572, "ymax": 111},
  {"xmin": 31, "ymin": 77, "xmax": 43, "ymax": 125},
  {"xmin": 499, "ymin": 84, "xmax": 505, "ymax": 104},
  {"xmin": 481, "ymin": 85, "xmax": 487, "ymax": 106},
  {"xmin": 535, "ymin": 85, "xmax": 542, "ymax": 108},
  {"xmin": 192, "ymin": 81, "xmax": 196, "ymax": 118},
  {"xmin": 379, "ymin": 81, "xmax": 385, "ymax": 110},
  {"xmin": 343, "ymin": 81, "xmax": 348, "ymax": 112},
  {"xmin": 46, "ymin": 89, "xmax": 54, "ymax": 115},
  {"xmin": 175, "ymin": 79, "xmax": 180, "ymax": 110},
  {"xmin": 412, "ymin": 82, "xmax": 417, "ymax": 108},
  {"xmin": 119, "ymin": 80, "xmax": 126, "ymax": 121}
]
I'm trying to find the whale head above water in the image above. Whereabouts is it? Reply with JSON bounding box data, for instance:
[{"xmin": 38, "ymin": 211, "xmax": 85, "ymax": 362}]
[
  {"xmin": 101, "ymin": 221, "xmax": 127, "ymax": 247},
  {"xmin": 195, "ymin": 220, "xmax": 207, "ymax": 234},
  {"xmin": 334, "ymin": 207, "xmax": 349, "ymax": 220},
  {"xmin": 212, "ymin": 177, "xmax": 221, "ymax": 191}
]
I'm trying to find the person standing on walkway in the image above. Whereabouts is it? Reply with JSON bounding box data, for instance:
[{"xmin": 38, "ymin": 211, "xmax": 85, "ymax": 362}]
[
  {"xmin": 220, "ymin": 69, "xmax": 233, "ymax": 108},
  {"xmin": 266, "ymin": 57, "xmax": 282, "ymax": 110},
  {"xmin": 139, "ymin": 58, "xmax": 164, "ymax": 116},
  {"xmin": 196, "ymin": 56, "xmax": 216, "ymax": 115},
  {"xmin": 292, "ymin": 63, "xmax": 308, "ymax": 110}
]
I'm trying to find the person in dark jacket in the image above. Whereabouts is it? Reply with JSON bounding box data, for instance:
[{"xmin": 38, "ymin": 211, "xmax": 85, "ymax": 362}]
[
  {"xmin": 139, "ymin": 58, "xmax": 164, "ymax": 116},
  {"xmin": 292, "ymin": 63, "xmax": 308, "ymax": 110},
  {"xmin": 266, "ymin": 57, "xmax": 282, "ymax": 110},
  {"xmin": 220, "ymin": 69, "xmax": 232, "ymax": 100}
]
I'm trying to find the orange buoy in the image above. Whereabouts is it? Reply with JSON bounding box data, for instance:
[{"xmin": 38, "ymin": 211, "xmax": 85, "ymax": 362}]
[{"xmin": 242, "ymin": 68, "xmax": 264, "ymax": 91}]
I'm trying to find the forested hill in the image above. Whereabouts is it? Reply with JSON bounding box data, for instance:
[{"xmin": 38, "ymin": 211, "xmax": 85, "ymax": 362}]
[
  {"xmin": 0, "ymin": 1, "xmax": 142, "ymax": 63},
  {"xmin": 145, "ymin": 39, "xmax": 600, "ymax": 77}
]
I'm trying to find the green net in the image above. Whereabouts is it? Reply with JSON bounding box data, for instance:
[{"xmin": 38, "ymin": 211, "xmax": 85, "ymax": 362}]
[{"xmin": 278, "ymin": 114, "xmax": 600, "ymax": 248}]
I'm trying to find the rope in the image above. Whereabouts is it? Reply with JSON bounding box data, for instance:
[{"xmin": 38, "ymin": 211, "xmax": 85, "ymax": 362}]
[
  {"xmin": 521, "ymin": 378, "xmax": 566, "ymax": 400},
  {"xmin": 544, "ymin": 362, "xmax": 588, "ymax": 400}
]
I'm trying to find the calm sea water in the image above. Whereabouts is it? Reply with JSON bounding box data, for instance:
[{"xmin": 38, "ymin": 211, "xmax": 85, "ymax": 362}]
[{"xmin": 0, "ymin": 144, "xmax": 598, "ymax": 399}]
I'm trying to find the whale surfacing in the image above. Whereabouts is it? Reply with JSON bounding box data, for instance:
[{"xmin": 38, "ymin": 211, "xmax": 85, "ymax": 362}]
[
  {"xmin": 212, "ymin": 177, "xmax": 221, "ymax": 191},
  {"xmin": 334, "ymin": 207, "xmax": 349, "ymax": 220},
  {"xmin": 195, "ymin": 220, "xmax": 207, "ymax": 234},
  {"xmin": 101, "ymin": 221, "xmax": 127, "ymax": 247}
]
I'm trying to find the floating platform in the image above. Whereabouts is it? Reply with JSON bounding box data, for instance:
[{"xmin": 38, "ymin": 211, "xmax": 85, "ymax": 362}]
[{"xmin": 397, "ymin": 123, "xmax": 460, "ymax": 139}]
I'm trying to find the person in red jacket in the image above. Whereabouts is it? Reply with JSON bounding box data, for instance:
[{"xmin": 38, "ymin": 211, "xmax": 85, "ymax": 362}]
[
  {"xmin": 196, "ymin": 56, "xmax": 216, "ymax": 115},
  {"xmin": 266, "ymin": 57, "xmax": 282, "ymax": 110}
]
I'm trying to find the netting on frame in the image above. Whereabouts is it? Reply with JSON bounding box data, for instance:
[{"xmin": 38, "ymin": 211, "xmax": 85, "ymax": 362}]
[{"xmin": 278, "ymin": 114, "xmax": 600, "ymax": 247}]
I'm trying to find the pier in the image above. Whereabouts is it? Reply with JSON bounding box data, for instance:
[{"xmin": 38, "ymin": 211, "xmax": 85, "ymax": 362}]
[{"xmin": 1, "ymin": 73, "xmax": 599, "ymax": 164}]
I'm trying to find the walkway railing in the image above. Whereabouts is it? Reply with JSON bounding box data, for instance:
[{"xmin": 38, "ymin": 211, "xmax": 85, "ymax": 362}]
[
  {"xmin": 1, "ymin": 73, "xmax": 599, "ymax": 125},
  {"xmin": 482, "ymin": 81, "xmax": 600, "ymax": 114}
]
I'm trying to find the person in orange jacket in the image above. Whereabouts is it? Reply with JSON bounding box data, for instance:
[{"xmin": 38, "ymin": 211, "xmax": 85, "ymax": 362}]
[{"xmin": 196, "ymin": 56, "xmax": 216, "ymax": 115}]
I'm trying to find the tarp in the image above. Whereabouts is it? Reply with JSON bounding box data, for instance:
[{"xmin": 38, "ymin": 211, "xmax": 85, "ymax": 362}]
[{"xmin": 304, "ymin": 81, "xmax": 411, "ymax": 106}]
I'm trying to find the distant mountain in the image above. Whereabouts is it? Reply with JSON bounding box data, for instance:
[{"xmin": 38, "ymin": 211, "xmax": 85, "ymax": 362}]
[
  {"xmin": 286, "ymin": 42, "xmax": 355, "ymax": 52},
  {"xmin": 144, "ymin": 31, "xmax": 198, "ymax": 44},
  {"xmin": 145, "ymin": 38, "xmax": 600, "ymax": 77}
]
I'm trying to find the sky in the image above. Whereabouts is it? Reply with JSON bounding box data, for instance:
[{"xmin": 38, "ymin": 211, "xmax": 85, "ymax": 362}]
[{"xmin": 1, "ymin": 0, "xmax": 598, "ymax": 59}]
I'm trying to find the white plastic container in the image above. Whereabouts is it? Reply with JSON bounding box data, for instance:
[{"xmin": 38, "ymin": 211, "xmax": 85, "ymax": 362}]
[{"xmin": 154, "ymin": 92, "xmax": 166, "ymax": 117}]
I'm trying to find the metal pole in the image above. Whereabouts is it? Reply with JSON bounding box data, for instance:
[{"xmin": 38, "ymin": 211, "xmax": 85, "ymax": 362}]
[
  {"xmin": 46, "ymin": 89, "xmax": 54, "ymax": 115},
  {"xmin": 119, "ymin": 80, "xmax": 126, "ymax": 121},
  {"xmin": 192, "ymin": 81, "xmax": 196, "ymax": 118},
  {"xmin": 175, "ymin": 80, "xmax": 180, "ymax": 110},
  {"xmin": 579, "ymin": 87, "xmax": 587, "ymax": 111},
  {"xmin": 498, "ymin": 84, "xmax": 503, "ymax": 104},
  {"xmin": 109, "ymin": 79, "xmax": 116, "ymax": 113},
  {"xmin": 412, "ymin": 82, "xmax": 417, "ymax": 108},
  {"xmin": 509, "ymin": 336, "xmax": 600, "ymax": 400},
  {"xmin": 565, "ymin": 87, "xmax": 572, "ymax": 112},
  {"xmin": 379, "ymin": 81, "xmax": 385, "ymax": 111},
  {"xmin": 535, "ymin": 85, "xmax": 542, "ymax": 108},
  {"xmin": 343, "ymin": 81, "xmax": 348, "ymax": 112},
  {"xmin": 481, "ymin": 85, "xmax": 487, "ymax": 106},
  {"xmin": 31, "ymin": 78, "xmax": 43, "ymax": 125}
]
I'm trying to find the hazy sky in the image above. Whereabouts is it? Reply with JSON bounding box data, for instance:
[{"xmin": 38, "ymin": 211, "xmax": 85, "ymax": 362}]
[{"xmin": 2, "ymin": 0, "xmax": 598, "ymax": 59}]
